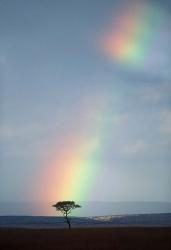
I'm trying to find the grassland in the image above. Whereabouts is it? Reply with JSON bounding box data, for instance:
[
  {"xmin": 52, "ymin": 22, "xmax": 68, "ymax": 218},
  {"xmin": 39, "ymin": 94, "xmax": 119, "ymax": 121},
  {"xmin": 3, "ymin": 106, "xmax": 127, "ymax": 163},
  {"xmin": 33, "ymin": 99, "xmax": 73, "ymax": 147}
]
[{"xmin": 0, "ymin": 227, "xmax": 171, "ymax": 250}]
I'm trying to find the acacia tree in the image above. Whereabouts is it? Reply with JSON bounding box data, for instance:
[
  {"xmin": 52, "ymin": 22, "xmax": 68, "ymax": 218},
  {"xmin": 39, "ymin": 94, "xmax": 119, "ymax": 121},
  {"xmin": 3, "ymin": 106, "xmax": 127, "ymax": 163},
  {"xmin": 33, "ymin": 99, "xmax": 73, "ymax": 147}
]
[{"xmin": 52, "ymin": 201, "xmax": 81, "ymax": 229}]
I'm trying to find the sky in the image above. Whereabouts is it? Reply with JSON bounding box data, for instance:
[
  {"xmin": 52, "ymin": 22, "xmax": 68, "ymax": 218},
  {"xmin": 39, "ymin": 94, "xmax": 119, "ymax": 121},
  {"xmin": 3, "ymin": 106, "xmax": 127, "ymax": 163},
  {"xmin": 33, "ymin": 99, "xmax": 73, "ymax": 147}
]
[{"xmin": 0, "ymin": 0, "xmax": 171, "ymax": 214}]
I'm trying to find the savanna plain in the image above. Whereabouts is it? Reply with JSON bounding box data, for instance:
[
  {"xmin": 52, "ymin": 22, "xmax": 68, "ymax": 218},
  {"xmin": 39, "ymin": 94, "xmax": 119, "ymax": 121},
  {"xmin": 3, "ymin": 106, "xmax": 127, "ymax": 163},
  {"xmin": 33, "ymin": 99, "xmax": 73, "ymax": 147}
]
[{"xmin": 0, "ymin": 227, "xmax": 171, "ymax": 250}]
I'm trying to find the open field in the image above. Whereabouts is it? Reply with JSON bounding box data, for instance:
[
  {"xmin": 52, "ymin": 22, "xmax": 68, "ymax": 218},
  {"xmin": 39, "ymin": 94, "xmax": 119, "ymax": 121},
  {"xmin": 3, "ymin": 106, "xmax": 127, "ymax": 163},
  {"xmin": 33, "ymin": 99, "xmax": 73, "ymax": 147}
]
[{"xmin": 0, "ymin": 227, "xmax": 171, "ymax": 250}]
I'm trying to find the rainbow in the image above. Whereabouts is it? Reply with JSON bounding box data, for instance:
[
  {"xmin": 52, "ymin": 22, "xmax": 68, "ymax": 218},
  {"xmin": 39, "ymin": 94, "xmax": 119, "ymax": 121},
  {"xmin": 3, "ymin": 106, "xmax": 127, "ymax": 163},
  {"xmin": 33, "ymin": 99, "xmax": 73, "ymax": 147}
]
[
  {"xmin": 101, "ymin": 1, "xmax": 164, "ymax": 67},
  {"xmin": 34, "ymin": 95, "xmax": 109, "ymax": 203},
  {"xmin": 32, "ymin": 1, "xmax": 166, "ymax": 206},
  {"xmin": 41, "ymin": 135, "xmax": 102, "ymax": 202}
]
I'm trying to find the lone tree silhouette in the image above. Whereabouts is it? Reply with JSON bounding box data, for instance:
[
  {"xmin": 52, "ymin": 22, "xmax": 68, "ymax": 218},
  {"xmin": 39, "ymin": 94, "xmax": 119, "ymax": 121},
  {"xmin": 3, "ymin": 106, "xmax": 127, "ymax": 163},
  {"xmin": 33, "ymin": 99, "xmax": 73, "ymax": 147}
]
[{"xmin": 52, "ymin": 201, "xmax": 81, "ymax": 229}]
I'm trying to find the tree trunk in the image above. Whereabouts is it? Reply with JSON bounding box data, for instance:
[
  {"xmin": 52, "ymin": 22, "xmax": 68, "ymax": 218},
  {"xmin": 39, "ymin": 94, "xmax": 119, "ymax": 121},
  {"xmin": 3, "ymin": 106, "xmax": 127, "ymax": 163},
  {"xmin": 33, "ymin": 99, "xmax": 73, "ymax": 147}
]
[{"xmin": 65, "ymin": 215, "xmax": 71, "ymax": 230}]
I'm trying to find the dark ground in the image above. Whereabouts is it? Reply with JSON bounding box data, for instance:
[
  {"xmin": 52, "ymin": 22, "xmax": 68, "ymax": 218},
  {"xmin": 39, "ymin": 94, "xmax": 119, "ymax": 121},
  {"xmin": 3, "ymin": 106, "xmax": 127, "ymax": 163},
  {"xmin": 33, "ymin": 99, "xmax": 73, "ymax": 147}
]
[{"xmin": 0, "ymin": 227, "xmax": 171, "ymax": 250}]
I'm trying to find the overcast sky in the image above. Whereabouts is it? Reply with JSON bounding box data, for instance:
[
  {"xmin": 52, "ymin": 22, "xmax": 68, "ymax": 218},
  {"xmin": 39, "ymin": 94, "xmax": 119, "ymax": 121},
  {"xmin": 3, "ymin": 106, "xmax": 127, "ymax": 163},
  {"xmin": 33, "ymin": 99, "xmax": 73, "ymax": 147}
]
[{"xmin": 0, "ymin": 0, "xmax": 171, "ymax": 209}]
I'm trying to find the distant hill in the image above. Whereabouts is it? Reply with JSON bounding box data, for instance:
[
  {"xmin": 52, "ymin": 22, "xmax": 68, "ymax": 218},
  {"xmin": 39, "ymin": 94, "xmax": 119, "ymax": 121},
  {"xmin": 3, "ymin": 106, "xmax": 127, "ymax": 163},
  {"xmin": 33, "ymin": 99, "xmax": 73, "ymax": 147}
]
[
  {"xmin": 0, "ymin": 201, "xmax": 171, "ymax": 216},
  {"xmin": 0, "ymin": 214, "xmax": 171, "ymax": 228}
]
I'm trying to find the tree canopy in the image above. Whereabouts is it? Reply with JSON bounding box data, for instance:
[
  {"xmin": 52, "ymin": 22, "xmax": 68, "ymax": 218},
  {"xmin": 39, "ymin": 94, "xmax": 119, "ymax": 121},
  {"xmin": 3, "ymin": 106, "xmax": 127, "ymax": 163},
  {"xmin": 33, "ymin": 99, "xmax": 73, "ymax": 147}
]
[{"xmin": 52, "ymin": 201, "xmax": 81, "ymax": 229}]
